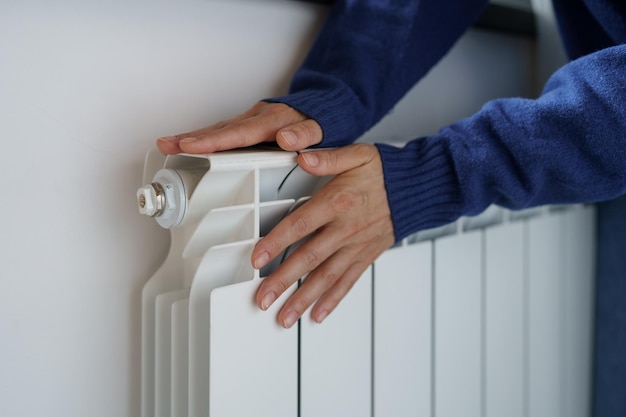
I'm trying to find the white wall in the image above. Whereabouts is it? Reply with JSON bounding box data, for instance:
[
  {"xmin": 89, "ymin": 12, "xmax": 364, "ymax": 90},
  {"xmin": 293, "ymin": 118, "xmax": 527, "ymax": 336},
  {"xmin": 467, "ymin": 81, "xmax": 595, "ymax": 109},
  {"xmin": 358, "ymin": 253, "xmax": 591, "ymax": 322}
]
[{"xmin": 0, "ymin": 1, "xmax": 534, "ymax": 416}]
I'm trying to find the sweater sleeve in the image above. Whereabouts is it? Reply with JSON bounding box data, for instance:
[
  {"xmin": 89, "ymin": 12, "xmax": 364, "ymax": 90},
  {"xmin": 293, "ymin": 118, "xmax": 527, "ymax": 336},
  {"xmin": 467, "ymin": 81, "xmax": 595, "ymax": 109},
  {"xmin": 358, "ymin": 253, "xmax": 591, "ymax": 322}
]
[
  {"xmin": 265, "ymin": 0, "xmax": 489, "ymax": 147},
  {"xmin": 377, "ymin": 44, "xmax": 626, "ymax": 241}
]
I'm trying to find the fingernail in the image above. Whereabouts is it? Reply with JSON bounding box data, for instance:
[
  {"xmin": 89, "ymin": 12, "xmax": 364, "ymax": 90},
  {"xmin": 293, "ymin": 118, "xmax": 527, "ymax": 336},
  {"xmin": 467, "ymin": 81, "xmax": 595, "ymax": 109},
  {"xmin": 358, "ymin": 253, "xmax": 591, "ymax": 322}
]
[
  {"xmin": 157, "ymin": 136, "xmax": 179, "ymax": 142},
  {"xmin": 283, "ymin": 311, "xmax": 299, "ymax": 328},
  {"xmin": 261, "ymin": 291, "xmax": 276, "ymax": 311},
  {"xmin": 253, "ymin": 251, "xmax": 270, "ymax": 269},
  {"xmin": 301, "ymin": 152, "xmax": 319, "ymax": 167},
  {"xmin": 280, "ymin": 130, "xmax": 297, "ymax": 147},
  {"xmin": 179, "ymin": 136, "xmax": 197, "ymax": 143},
  {"xmin": 315, "ymin": 309, "xmax": 329, "ymax": 324}
]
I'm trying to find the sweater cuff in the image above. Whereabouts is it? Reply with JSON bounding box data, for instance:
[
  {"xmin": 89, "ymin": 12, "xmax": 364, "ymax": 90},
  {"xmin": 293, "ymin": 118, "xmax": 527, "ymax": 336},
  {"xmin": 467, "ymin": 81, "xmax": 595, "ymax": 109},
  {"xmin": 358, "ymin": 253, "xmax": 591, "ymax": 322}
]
[
  {"xmin": 376, "ymin": 139, "xmax": 463, "ymax": 242},
  {"xmin": 264, "ymin": 82, "xmax": 369, "ymax": 148}
]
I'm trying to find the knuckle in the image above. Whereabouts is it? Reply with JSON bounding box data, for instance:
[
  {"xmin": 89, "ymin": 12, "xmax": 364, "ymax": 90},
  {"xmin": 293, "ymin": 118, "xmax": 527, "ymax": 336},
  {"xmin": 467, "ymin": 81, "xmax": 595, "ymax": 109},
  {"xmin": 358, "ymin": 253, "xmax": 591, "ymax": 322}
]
[
  {"xmin": 263, "ymin": 102, "xmax": 293, "ymax": 120},
  {"xmin": 262, "ymin": 102, "xmax": 283, "ymax": 116},
  {"xmin": 174, "ymin": 131, "xmax": 193, "ymax": 140},
  {"xmin": 337, "ymin": 280, "xmax": 356, "ymax": 300},
  {"xmin": 256, "ymin": 234, "xmax": 284, "ymax": 260},
  {"xmin": 317, "ymin": 268, "xmax": 337, "ymax": 286},
  {"xmin": 302, "ymin": 248, "xmax": 319, "ymax": 269},
  {"xmin": 328, "ymin": 190, "xmax": 354, "ymax": 212},
  {"xmin": 325, "ymin": 149, "xmax": 339, "ymax": 169},
  {"xmin": 345, "ymin": 217, "xmax": 368, "ymax": 237},
  {"xmin": 266, "ymin": 235, "xmax": 287, "ymax": 257},
  {"xmin": 328, "ymin": 189, "xmax": 366, "ymax": 214},
  {"xmin": 352, "ymin": 143, "xmax": 374, "ymax": 161},
  {"xmin": 233, "ymin": 117, "xmax": 252, "ymax": 131},
  {"xmin": 292, "ymin": 216, "xmax": 309, "ymax": 238},
  {"xmin": 231, "ymin": 120, "xmax": 263, "ymax": 145},
  {"xmin": 294, "ymin": 120, "xmax": 316, "ymax": 141},
  {"xmin": 250, "ymin": 101, "xmax": 268, "ymax": 114},
  {"xmin": 271, "ymin": 275, "xmax": 293, "ymax": 294},
  {"xmin": 332, "ymin": 276, "xmax": 358, "ymax": 302},
  {"xmin": 289, "ymin": 297, "xmax": 313, "ymax": 316},
  {"xmin": 213, "ymin": 120, "xmax": 228, "ymax": 130}
]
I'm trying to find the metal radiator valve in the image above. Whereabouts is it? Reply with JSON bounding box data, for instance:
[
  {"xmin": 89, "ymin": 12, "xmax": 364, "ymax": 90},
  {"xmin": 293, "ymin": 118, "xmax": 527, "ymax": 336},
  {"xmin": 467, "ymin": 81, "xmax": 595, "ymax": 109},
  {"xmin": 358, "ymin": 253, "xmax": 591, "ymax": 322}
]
[{"xmin": 136, "ymin": 169, "xmax": 187, "ymax": 229}]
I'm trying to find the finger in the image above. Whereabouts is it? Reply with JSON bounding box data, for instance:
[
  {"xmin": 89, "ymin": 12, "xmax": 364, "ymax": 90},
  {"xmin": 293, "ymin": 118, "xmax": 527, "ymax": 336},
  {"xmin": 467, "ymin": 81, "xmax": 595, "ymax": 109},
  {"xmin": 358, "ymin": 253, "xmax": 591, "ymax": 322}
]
[
  {"xmin": 156, "ymin": 136, "xmax": 183, "ymax": 155},
  {"xmin": 275, "ymin": 119, "xmax": 323, "ymax": 151},
  {"xmin": 298, "ymin": 143, "xmax": 378, "ymax": 176},
  {"xmin": 178, "ymin": 103, "xmax": 308, "ymax": 154},
  {"xmin": 177, "ymin": 118, "xmax": 273, "ymax": 153},
  {"xmin": 310, "ymin": 260, "xmax": 371, "ymax": 323},
  {"xmin": 253, "ymin": 221, "xmax": 337, "ymax": 314},
  {"xmin": 156, "ymin": 106, "xmax": 261, "ymax": 154},
  {"xmin": 251, "ymin": 195, "xmax": 334, "ymax": 270},
  {"xmin": 255, "ymin": 222, "xmax": 347, "ymax": 311},
  {"xmin": 252, "ymin": 166, "xmax": 380, "ymax": 272},
  {"xmin": 275, "ymin": 247, "xmax": 356, "ymax": 328},
  {"xmin": 296, "ymin": 218, "xmax": 392, "ymax": 325}
]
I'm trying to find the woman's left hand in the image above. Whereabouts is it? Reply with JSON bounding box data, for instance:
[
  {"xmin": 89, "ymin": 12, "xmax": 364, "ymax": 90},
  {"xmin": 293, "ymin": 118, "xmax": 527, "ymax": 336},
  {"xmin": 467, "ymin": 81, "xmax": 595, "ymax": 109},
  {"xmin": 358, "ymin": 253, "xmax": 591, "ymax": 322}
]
[
  {"xmin": 155, "ymin": 101, "xmax": 322, "ymax": 155},
  {"xmin": 252, "ymin": 143, "xmax": 395, "ymax": 328}
]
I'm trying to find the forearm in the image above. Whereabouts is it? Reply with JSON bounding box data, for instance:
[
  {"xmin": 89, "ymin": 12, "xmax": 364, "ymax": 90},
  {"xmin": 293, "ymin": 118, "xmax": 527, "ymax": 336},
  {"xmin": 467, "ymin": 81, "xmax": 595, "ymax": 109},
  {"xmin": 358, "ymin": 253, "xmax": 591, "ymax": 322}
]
[{"xmin": 379, "ymin": 45, "xmax": 626, "ymax": 241}]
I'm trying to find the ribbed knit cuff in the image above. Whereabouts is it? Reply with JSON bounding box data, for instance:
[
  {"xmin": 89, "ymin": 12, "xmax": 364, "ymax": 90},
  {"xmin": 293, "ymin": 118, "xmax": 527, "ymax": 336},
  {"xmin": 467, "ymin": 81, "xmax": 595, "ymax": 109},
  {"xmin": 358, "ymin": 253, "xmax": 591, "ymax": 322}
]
[
  {"xmin": 264, "ymin": 83, "xmax": 369, "ymax": 148},
  {"xmin": 376, "ymin": 139, "xmax": 463, "ymax": 242}
]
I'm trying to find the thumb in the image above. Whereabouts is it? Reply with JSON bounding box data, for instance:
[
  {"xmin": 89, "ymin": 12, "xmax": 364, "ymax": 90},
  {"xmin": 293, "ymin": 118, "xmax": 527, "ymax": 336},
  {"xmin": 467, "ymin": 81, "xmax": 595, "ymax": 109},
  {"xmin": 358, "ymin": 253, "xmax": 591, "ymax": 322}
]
[
  {"xmin": 276, "ymin": 119, "xmax": 323, "ymax": 151},
  {"xmin": 297, "ymin": 144, "xmax": 378, "ymax": 176}
]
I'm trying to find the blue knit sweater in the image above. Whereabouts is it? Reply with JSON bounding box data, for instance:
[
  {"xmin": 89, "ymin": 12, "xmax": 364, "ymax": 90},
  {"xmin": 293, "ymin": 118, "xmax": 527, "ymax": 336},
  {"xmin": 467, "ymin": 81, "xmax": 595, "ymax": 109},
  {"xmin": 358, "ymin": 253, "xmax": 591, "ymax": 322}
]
[{"xmin": 268, "ymin": 0, "xmax": 626, "ymax": 241}]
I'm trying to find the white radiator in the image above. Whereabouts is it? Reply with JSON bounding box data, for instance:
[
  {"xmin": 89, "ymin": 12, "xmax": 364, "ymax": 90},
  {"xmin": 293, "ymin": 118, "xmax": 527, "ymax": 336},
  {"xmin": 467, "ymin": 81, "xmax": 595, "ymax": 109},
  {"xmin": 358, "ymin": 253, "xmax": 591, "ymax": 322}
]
[{"xmin": 138, "ymin": 148, "xmax": 595, "ymax": 417}]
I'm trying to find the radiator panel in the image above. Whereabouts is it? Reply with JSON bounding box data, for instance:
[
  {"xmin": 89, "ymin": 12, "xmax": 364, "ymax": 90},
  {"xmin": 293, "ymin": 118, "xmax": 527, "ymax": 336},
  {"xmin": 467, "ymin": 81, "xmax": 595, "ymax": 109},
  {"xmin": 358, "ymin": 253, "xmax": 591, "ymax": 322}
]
[
  {"xmin": 563, "ymin": 207, "xmax": 595, "ymax": 417},
  {"xmin": 485, "ymin": 222, "xmax": 525, "ymax": 417},
  {"xmin": 300, "ymin": 267, "xmax": 373, "ymax": 417},
  {"xmin": 209, "ymin": 281, "xmax": 298, "ymax": 417},
  {"xmin": 155, "ymin": 290, "xmax": 190, "ymax": 417},
  {"xmin": 171, "ymin": 299, "xmax": 189, "ymax": 417},
  {"xmin": 142, "ymin": 231, "xmax": 190, "ymax": 417},
  {"xmin": 188, "ymin": 241, "xmax": 257, "ymax": 417},
  {"xmin": 374, "ymin": 242, "xmax": 433, "ymax": 417},
  {"xmin": 138, "ymin": 149, "xmax": 596, "ymax": 417},
  {"xmin": 434, "ymin": 230, "xmax": 483, "ymax": 417},
  {"xmin": 528, "ymin": 214, "xmax": 563, "ymax": 417}
]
